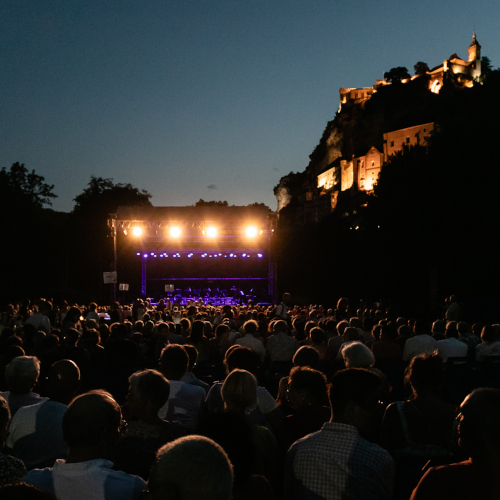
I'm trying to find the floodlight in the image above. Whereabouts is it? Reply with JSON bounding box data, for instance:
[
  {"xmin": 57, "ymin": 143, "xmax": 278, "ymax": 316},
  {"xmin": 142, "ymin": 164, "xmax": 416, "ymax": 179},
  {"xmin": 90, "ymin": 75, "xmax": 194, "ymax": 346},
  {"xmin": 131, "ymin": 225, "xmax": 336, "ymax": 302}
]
[
  {"xmin": 245, "ymin": 226, "xmax": 258, "ymax": 238},
  {"xmin": 206, "ymin": 226, "xmax": 217, "ymax": 238},
  {"xmin": 132, "ymin": 227, "xmax": 143, "ymax": 237},
  {"xmin": 170, "ymin": 226, "xmax": 182, "ymax": 238}
]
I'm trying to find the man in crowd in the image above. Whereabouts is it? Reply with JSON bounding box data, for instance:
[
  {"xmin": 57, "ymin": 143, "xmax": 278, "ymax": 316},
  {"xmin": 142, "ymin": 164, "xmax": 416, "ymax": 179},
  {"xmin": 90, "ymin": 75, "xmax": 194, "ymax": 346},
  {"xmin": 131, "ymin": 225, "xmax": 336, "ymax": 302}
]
[
  {"xmin": 403, "ymin": 320, "xmax": 437, "ymax": 361},
  {"xmin": 284, "ymin": 368, "xmax": 393, "ymax": 500},
  {"xmin": 6, "ymin": 359, "xmax": 80, "ymax": 470},
  {"xmin": 25, "ymin": 300, "xmax": 52, "ymax": 335},
  {"xmin": 411, "ymin": 388, "xmax": 500, "ymax": 499},
  {"xmin": 436, "ymin": 323, "xmax": 468, "ymax": 362},
  {"xmin": 148, "ymin": 435, "xmax": 233, "ymax": 500},
  {"xmin": 275, "ymin": 293, "xmax": 291, "ymax": 320},
  {"xmin": 157, "ymin": 345, "xmax": 205, "ymax": 430},
  {"xmin": 24, "ymin": 390, "xmax": 147, "ymax": 500},
  {"xmin": 266, "ymin": 319, "xmax": 299, "ymax": 364},
  {"xmin": 0, "ymin": 356, "xmax": 48, "ymax": 416},
  {"xmin": 234, "ymin": 320, "xmax": 265, "ymax": 362}
]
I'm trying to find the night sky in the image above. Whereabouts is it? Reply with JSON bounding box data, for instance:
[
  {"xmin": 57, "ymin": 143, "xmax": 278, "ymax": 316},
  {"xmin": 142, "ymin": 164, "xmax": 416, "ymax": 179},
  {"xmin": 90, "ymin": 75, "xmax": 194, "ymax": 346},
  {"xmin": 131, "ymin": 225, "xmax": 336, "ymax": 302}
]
[{"xmin": 2, "ymin": 1, "xmax": 499, "ymax": 213}]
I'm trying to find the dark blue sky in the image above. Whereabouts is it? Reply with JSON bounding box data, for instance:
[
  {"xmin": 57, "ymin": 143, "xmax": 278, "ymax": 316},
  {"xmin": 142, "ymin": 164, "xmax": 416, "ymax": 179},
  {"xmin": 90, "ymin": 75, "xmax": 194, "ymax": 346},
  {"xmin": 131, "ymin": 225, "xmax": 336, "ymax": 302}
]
[{"xmin": 2, "ymin": 1, "xmax": 499, "ymax": 212}]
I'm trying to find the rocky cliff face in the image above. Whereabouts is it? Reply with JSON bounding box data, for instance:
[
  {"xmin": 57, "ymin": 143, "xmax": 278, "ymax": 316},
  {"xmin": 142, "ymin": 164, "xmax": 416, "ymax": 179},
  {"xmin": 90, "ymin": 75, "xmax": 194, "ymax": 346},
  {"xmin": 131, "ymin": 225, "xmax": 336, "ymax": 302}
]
[{"xmin": 275, "ymin": 75, "xmax": 440, "ymax": 213}]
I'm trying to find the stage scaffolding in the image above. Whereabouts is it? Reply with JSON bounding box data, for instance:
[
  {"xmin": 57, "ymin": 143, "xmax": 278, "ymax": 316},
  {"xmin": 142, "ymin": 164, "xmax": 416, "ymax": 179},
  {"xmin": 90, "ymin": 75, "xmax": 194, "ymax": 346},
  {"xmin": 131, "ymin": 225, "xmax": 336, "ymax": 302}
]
[{"xmin": 109, "ymin": 205, "xmax": 277, "ymax": 304}]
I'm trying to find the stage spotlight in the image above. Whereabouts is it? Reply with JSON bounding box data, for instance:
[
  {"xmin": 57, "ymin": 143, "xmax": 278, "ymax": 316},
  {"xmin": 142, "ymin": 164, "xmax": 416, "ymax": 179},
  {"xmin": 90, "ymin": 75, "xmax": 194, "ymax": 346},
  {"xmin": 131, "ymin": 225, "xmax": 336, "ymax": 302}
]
[
  {"xmin": 132, "ymin": 227, "xmax": 143, "ymax": 237},
  {"xmin": 143, "ymin": 254, "xmax": 148, "ymax": 258},
  {"xmin": 242, "ymin": 253, "xmax": 246, "ymax": 257},
  {"xmin": 206, "ymin": 226, "xmax": 217, "ymax": 238},
  {"xmin": 170, "ymin": 226, "xmax": 182, "ymax": 238},
  {"xmin": 257, "ymin": 253, "xmax": 263, "ymax": 258},
  {"xmin": 136, "ymin": 252, "xmax": 140, "ymax": 256},
  {"xmin": 245, "ymin": 226, "xmax": 258, "ymax": 238}
]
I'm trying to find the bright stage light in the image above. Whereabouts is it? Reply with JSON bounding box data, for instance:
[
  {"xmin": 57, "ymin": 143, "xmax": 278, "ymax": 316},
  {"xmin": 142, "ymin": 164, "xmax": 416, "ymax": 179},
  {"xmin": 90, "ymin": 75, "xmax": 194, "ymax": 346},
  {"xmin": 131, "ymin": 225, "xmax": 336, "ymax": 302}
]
[
  {"xmin": 245, "ymin": 226, "xmax": 258, "ymax": 238},
  {"xmin": 170, "ymin": 226, "xmax": 182, "ymax": 238},
  {"xmin": 206, "ymin": 226, "xmax": 217, "ymax": 238},
  {"xmin": 132, "ymin": 227, "xmax": 143, "ymax": 237}
]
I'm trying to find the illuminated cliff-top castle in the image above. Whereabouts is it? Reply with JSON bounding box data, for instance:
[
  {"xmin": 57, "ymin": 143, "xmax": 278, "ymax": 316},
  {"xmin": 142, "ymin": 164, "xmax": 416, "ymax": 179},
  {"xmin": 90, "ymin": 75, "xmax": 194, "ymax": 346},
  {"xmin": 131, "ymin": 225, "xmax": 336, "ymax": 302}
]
[
  {"xmin": 275, "ymin": 35, "xmax": 482, "ymax": 222},
  {"xmin": 339, "ymin": 34, "xmax": 481, "ymax": 110}
]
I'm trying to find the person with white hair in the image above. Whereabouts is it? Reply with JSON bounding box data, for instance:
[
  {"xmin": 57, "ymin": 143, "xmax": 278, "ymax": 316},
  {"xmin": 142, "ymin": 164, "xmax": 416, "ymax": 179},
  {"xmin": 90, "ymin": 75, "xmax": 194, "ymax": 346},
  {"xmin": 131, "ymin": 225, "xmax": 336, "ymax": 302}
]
[
  {"xmin": 341, "ymin": 341, "xmax": 376, "ymax": 368},
  {"xmin": 6, "ymin": 360, "xmax": 80, "ymax": 470},
  {"xmin": 341, "ymin": 342, "xmax": 389, "ymax": 393},
  {"xmin": 148, "ymin": 435, "xmax": 233, "ymax": 500},
  {"xmin": 0, "ymin": 356, "xmax": 47, "ymax": 416}
]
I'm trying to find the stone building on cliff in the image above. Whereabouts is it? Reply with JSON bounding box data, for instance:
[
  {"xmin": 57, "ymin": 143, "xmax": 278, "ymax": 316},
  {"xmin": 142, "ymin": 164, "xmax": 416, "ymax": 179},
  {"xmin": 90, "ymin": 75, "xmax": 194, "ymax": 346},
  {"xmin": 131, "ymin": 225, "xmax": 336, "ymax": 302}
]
[{"xmin": 275, "ymin": 35, "xmax": 481, "ymax": 224}]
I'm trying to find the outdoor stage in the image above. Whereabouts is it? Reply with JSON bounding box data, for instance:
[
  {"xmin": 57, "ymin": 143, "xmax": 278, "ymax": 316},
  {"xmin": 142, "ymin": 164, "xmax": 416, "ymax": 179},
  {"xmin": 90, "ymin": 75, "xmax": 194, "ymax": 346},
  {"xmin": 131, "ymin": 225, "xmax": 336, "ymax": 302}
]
[{"xmin": 109, "ymin": 205, "xmax": 276, "ymax": 304}]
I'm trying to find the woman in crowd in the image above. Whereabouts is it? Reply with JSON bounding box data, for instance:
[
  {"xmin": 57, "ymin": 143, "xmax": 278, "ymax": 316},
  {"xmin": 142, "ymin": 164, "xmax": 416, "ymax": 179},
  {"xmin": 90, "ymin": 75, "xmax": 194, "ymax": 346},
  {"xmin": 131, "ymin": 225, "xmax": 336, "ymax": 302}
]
[
  {"xmin": 205, "ymin": 346, "xmax": 283, "ymax": 433},
  {"xmin": 221, "ymin": 369, "xmax": 280, "ymax": 495},
  {"xmin": 115, "ymin": 369, "xmax": 189, "ymax": 480}
]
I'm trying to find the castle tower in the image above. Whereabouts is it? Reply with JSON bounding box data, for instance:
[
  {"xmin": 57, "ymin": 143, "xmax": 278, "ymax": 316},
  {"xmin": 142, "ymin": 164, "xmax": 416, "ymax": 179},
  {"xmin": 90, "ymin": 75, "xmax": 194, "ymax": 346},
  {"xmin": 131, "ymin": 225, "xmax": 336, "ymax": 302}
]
[{"xmin": 468, "ymin": 33, "xmax": 481, "ymax": 62}]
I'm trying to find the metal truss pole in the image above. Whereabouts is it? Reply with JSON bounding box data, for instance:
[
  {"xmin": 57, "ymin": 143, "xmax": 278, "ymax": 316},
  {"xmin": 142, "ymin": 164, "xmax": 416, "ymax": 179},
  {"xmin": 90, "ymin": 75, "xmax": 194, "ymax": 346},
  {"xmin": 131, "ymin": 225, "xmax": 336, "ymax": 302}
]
[{"xmin": 141, "ymin": 257, "xmax": 147, "ymax": 296}]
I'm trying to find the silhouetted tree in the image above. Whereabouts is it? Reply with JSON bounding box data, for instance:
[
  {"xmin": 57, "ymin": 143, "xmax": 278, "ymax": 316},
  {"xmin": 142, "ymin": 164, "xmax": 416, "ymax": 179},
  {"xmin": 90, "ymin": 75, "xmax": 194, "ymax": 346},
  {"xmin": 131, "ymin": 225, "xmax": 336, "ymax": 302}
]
[
  {"xmin": 0, "ymin": 162, "xmax": 56, "ymax": 210},
  {"xmin": 69, "ymin": 177, "xmax": 152, "ymax": 299},
  {"xmin": 414, "ymin": 62, "xmax": 430, "ymax": 76},
  {"xmin": 0, "ymin": 163, "xmax": 61, "ymax": 301},
  {"xmin": 194, "ymin": 199, "xmax": 228, "ymax": 207},
  {"xmin": 384, "ymin": 67, "xmax": 410, "ymax": 84}
]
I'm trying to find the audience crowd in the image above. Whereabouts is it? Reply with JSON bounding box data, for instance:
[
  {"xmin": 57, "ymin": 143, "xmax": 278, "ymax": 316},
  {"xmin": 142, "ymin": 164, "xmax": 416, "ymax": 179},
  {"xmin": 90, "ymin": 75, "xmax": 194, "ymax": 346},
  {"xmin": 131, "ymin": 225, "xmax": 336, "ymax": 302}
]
[{"xmin": 0, "ymin": 294, "xmax": 500, "ymax": 500}]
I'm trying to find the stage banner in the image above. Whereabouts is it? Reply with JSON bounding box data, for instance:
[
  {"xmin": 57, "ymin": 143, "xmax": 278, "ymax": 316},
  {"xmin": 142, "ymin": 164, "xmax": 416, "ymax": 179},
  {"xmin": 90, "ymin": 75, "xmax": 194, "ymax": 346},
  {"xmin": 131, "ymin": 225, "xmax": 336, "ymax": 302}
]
[{"xmin": 103, "ymin": 272, "xmax": 117, "ymax": 284}]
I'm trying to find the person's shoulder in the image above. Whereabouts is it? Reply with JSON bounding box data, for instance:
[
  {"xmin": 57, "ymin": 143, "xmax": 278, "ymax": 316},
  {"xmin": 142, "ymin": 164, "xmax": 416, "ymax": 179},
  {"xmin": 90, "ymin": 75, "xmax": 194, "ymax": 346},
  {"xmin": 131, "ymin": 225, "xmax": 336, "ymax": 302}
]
[
  {"xmin": 24, "ymin": 465, "xmax": 55, "ymax": 489},
  {"xmin": 102, "ymin": 467, "xmax": 148, "ymax": 496},
  {"xmin": 287, "ymin": 426, "xmax": 325, "ymax": 451},
  {"xmin": 180, "ymin": 381, "xmax": 205, "ymax": 397},
  {"xmin": 410, "ymin": 460, "xmax": 472, "ymax": 499}
]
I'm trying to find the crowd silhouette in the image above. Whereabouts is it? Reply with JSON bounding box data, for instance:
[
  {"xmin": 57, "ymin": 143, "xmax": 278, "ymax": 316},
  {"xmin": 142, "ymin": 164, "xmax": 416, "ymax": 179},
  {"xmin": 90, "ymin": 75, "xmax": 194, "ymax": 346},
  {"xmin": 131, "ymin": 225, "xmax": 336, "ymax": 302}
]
[{"xmin": 0, "ymin": 294, "xmax": 500, "ymax": 500}]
